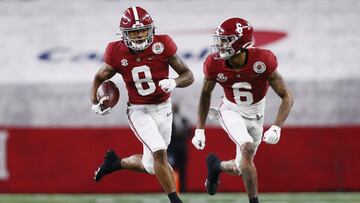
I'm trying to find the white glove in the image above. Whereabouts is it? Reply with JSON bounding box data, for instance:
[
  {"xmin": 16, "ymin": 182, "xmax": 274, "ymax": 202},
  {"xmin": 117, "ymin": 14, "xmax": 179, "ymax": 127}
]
[
  {"xmin": 263, "ymin": 125, "xmax": 281, "ymax": 144},
  {"xmin": 191, "ymin": 129, "xmax": 206, "ymax": 150},
  {"xmin": 159, "ymin": 79, "xmax": 177, "ymax": 93},
  {"xmin": 91, "ymin": 96, "xmax": 112, "ymax": 115}
]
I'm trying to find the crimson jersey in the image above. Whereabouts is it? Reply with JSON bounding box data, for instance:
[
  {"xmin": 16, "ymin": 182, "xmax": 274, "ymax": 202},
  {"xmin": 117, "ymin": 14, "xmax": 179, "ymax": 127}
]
[
  {"xmin": 104, "ymin": 35, "xmax": 177, "ymax": 104},
  {"xmin": 204, "ymin": 48, "xmax": 278, "ymax": 105}
]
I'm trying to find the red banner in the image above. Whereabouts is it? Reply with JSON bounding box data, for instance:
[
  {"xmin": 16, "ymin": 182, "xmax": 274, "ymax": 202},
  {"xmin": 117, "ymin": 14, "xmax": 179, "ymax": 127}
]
[{"xmin": 0, "ymin": 126, "xmax": 359, "ymax": 193}]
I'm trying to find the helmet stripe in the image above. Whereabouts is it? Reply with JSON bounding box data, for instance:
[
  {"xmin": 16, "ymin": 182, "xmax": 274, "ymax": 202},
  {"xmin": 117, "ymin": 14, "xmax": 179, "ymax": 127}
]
[{"xmin": 132, "ymin": 6, "xmax": 139, "ymax": 22}]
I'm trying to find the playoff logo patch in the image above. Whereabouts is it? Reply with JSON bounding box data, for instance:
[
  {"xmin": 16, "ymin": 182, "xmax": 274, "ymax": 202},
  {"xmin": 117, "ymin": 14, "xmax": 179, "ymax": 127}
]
[
  {"xmin": 152, "ymin": 42, "xmax": 164, "ymax": 54},
  {"xmin": 253, "ymin": 61, "xmax": 266, "ymax": 74}
]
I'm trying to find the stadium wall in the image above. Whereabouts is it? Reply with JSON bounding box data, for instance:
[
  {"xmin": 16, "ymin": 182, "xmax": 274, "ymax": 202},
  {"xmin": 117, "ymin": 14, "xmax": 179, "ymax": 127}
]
[{"xmin": 0, "ymin": 126, "xmax": 359, "ymax": 193}]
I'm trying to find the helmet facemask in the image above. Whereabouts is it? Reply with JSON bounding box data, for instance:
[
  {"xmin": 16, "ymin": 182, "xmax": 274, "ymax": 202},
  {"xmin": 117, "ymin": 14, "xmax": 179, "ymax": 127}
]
[
  {"xmin": 211, "ymin": 35, "xmax": 238, "ymax": 59},
  {"xmin": 121, "ymin": 24, "xmax": 154, "ymax": 51}
]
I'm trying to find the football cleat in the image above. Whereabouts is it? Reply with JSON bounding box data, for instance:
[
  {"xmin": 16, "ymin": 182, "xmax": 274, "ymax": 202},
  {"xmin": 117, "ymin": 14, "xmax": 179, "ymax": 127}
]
[
  {"xmin": 94, "ymin": 150, "xmax": 121, "ymax": 182},
  {"xmin": 205, "ymin": 154, "xmax": 221, "ymax": 195}
]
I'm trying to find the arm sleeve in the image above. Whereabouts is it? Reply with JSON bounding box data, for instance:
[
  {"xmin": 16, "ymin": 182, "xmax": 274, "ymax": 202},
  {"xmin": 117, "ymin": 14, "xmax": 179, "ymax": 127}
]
[
  {"xmin": 263, "ymin": 50, "xmax": 278, "ymax": 78},
  {"xmin": 203, "ymin": 55, "xmax": 214, "ymax": 80},
  {"xmin": 103, "ymin": 42, "xmax": 115, "ymax": 67},
  {"xmin": 164, "ymin": 35, "xmax": 177, "ymax": 57}
]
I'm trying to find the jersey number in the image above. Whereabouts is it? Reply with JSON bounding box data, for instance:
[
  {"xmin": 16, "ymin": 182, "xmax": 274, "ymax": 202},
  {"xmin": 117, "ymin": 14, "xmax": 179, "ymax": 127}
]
[
  {"xmin": 232, "ymin": 82, "xmax": 254, "ymax": 105},
  {"xmin": 131, "ymin": 66, "xmax": 156, "ymax": 96}
]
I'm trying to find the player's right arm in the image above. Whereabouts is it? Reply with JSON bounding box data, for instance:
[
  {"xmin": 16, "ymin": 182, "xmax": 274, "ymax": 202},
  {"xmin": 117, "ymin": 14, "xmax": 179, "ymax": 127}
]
[
  {"xmin": 90, "ymin": 63, "xmax": 116, "ymax": 104},
  {"xmin": 192, "ymin": 77, "xmax": 216, "ymax": 150},
  {"xmin": 197, "ymin": 77, "xmax": 216, "ymax": 129}
]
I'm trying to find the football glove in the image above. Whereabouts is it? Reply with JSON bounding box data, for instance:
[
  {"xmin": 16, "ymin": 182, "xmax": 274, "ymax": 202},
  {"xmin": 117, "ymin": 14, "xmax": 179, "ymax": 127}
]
[
  {"xmin": 159, "ymin": 79, "xmax": 176, "ymax": 93},
  {"xmin": 263, "ymin": 125, "xmax": 281, "ymax": 144},
  {"xmin": 192, "ymin": 129, "xmax": 206, "ymax": 150},
  {"xmin": 91, "ymin": 96, "xmax": 112, "ymax": 115}
]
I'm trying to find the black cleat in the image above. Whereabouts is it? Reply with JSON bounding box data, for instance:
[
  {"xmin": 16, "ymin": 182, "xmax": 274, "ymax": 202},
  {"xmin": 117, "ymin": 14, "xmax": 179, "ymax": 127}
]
[
  {"xmin": 205, "ymin": 154, "xmax": 221, "ymax": 195},
  {"xmin": 94, "ymin": 150, "xmax": 121, "ymax": 182}
]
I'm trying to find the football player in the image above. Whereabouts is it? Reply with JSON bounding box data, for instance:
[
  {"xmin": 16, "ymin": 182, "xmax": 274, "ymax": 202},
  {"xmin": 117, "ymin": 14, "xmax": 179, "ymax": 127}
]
[
  {"xmin": 91, "ymin": 6, "xmax": 193, "ymax": 203},
  {"xmin": 191, "ymin": 18, "xmax": 294, "ymax": 203}
]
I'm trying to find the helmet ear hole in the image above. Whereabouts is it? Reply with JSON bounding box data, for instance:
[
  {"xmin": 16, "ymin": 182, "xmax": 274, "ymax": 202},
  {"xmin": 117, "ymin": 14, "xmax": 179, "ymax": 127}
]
[{"xmin": 228, "ymin": 36, "xmax": 236, "ymax": 42}]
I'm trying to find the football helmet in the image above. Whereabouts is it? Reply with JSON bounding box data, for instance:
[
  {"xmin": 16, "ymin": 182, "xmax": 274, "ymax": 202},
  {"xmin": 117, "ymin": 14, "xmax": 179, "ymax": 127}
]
[
  {"xmin": 119, "ymin": 6, "xmax": 155, "ymax": 50},
  {"xmin": 211, "ymin": 18, "xmax": 254, "ymax": 59}
]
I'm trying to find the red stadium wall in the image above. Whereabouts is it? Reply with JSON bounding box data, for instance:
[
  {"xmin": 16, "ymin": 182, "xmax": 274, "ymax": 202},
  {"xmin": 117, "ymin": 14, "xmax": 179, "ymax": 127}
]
[{"xmin": 0, "ymin": 126, "xmax": 359, "ymax": 193}]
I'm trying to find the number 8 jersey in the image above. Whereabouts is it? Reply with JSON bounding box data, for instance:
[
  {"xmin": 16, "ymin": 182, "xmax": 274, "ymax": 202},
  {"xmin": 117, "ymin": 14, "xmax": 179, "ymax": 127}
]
[
  {"xmin": 204, "ymin": 48, "xmax": 278, "ymax": 117},
  {"xmin": 104, "ymin": 35, "xmax": 177, "ymax": 104}
]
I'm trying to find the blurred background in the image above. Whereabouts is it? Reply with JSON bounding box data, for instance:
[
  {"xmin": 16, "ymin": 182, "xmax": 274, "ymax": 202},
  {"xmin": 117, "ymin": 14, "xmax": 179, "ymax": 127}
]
[{"xmin": 0, "ymin": 0, "xmax": 360, "ymax": 201}]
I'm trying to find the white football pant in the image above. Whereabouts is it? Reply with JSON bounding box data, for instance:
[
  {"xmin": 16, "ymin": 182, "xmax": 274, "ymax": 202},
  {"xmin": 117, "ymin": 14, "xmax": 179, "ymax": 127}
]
[
  {"xmin": 126, "ymin": 99, "xmax": 173, "ymax": 174},
  {"xmin": 219, "ymin": 98, "xmax": 264, "ymax": 173}
]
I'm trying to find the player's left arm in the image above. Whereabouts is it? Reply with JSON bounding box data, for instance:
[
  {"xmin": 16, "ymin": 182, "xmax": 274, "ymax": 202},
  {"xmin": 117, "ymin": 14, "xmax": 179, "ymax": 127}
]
[
  {"xmin": 167, "ymin": 54, "xmax": 194, "ymax": 88},
  {"xmin": 263, "ymin": 70, "xmax": 294, "ymax": 144},
  {"xmin": 268, "ymin": 70, "xmax": 294, "ymax": 127}
]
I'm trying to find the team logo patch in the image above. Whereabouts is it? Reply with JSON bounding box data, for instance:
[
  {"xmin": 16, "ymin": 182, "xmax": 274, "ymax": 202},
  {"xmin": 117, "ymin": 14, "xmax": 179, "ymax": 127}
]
[
  {"xmin": 152, "ymin": 42, "xmax": 164, "ymax": 54},
  {"xmin": 253, "ymin": 61, "xmax": 266, "ymax": 74},
  {"xmin": 121, "ymin": 59, "xmax": 128, "ymax": 66},
  {"xmin": 216, "ymin": 73, "xmax": 227, "ymax": 82}
]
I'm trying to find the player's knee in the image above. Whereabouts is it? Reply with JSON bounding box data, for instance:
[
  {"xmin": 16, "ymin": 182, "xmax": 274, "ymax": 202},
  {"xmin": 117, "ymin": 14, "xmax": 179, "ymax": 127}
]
[
  {"xmin": 153, "ymin": 149, "xmax": 167, "ymax": 165},
  {"xmin": 234, "ymin": 160, "xmax": 242, "ymax": 175},
  {"xmin": 241, "ymin": 142, "xmax": 255, "ymax": 160}
]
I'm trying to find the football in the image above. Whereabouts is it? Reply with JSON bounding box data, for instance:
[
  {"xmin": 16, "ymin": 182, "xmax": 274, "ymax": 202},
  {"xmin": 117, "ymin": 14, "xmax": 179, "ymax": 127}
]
[{"xmin": 96, "ymin": 80, "xmax": 120, "ymax": 109}]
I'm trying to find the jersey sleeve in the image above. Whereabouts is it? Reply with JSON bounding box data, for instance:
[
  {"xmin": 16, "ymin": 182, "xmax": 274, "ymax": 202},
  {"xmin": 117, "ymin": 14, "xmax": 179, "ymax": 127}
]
[
  {"xmin": 263, "ymin": 50, "xmax": 278, "ymax": 78},
  {"xmin": 103, "ymin": 42, "xmax": 116, "ymax": 67},
  {"xmin": 163, "ymin": 35, "xmax": 177, "ymax": 58},
  {"xmin": 203, "ymin": 55, "xmax": 215, "ymax": 80}
]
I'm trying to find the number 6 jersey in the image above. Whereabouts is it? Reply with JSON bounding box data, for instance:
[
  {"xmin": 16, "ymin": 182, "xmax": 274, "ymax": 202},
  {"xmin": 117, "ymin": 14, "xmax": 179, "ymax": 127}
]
[
  {"xmin": 204, "ymin": 48, "xmax": 278, "ymax": 117},
  {"xmin": 104, "ymin": 35, "xmax": 177, "ymax": 104}
]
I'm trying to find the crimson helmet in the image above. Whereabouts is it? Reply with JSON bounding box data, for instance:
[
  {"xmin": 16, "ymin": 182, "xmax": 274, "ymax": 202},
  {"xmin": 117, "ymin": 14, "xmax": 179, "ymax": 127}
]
[
  {"xmin": 119, "ymin": 6, "xmax": 155, "ymax": 50},
  {"xmin": 211, "ymin": 18, "xmax": 254, "ymax": 59}
]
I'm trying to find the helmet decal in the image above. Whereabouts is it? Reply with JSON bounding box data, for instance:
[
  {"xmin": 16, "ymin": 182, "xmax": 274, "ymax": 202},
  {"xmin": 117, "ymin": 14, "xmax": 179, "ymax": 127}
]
[
  {"xmin": 121, "ymin": 13, "xmax": 131, "ymax": 25},
  {"xmin": 214, "ymin": 26, "xmax": 225, "ymax": 35},
  {"xmin": 235, "ymin": 22, "xmax": 251, "ymax": 37},
  {"xmin": 142, "ymin": 14, "xmax": 152, "ymax": 22}
]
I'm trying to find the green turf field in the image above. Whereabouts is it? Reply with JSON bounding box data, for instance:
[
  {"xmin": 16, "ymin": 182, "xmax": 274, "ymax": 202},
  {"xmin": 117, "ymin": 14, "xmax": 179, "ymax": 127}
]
[{"xmin": 0, "ymin": 193, "xmax": 359, "ymax": 203}]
